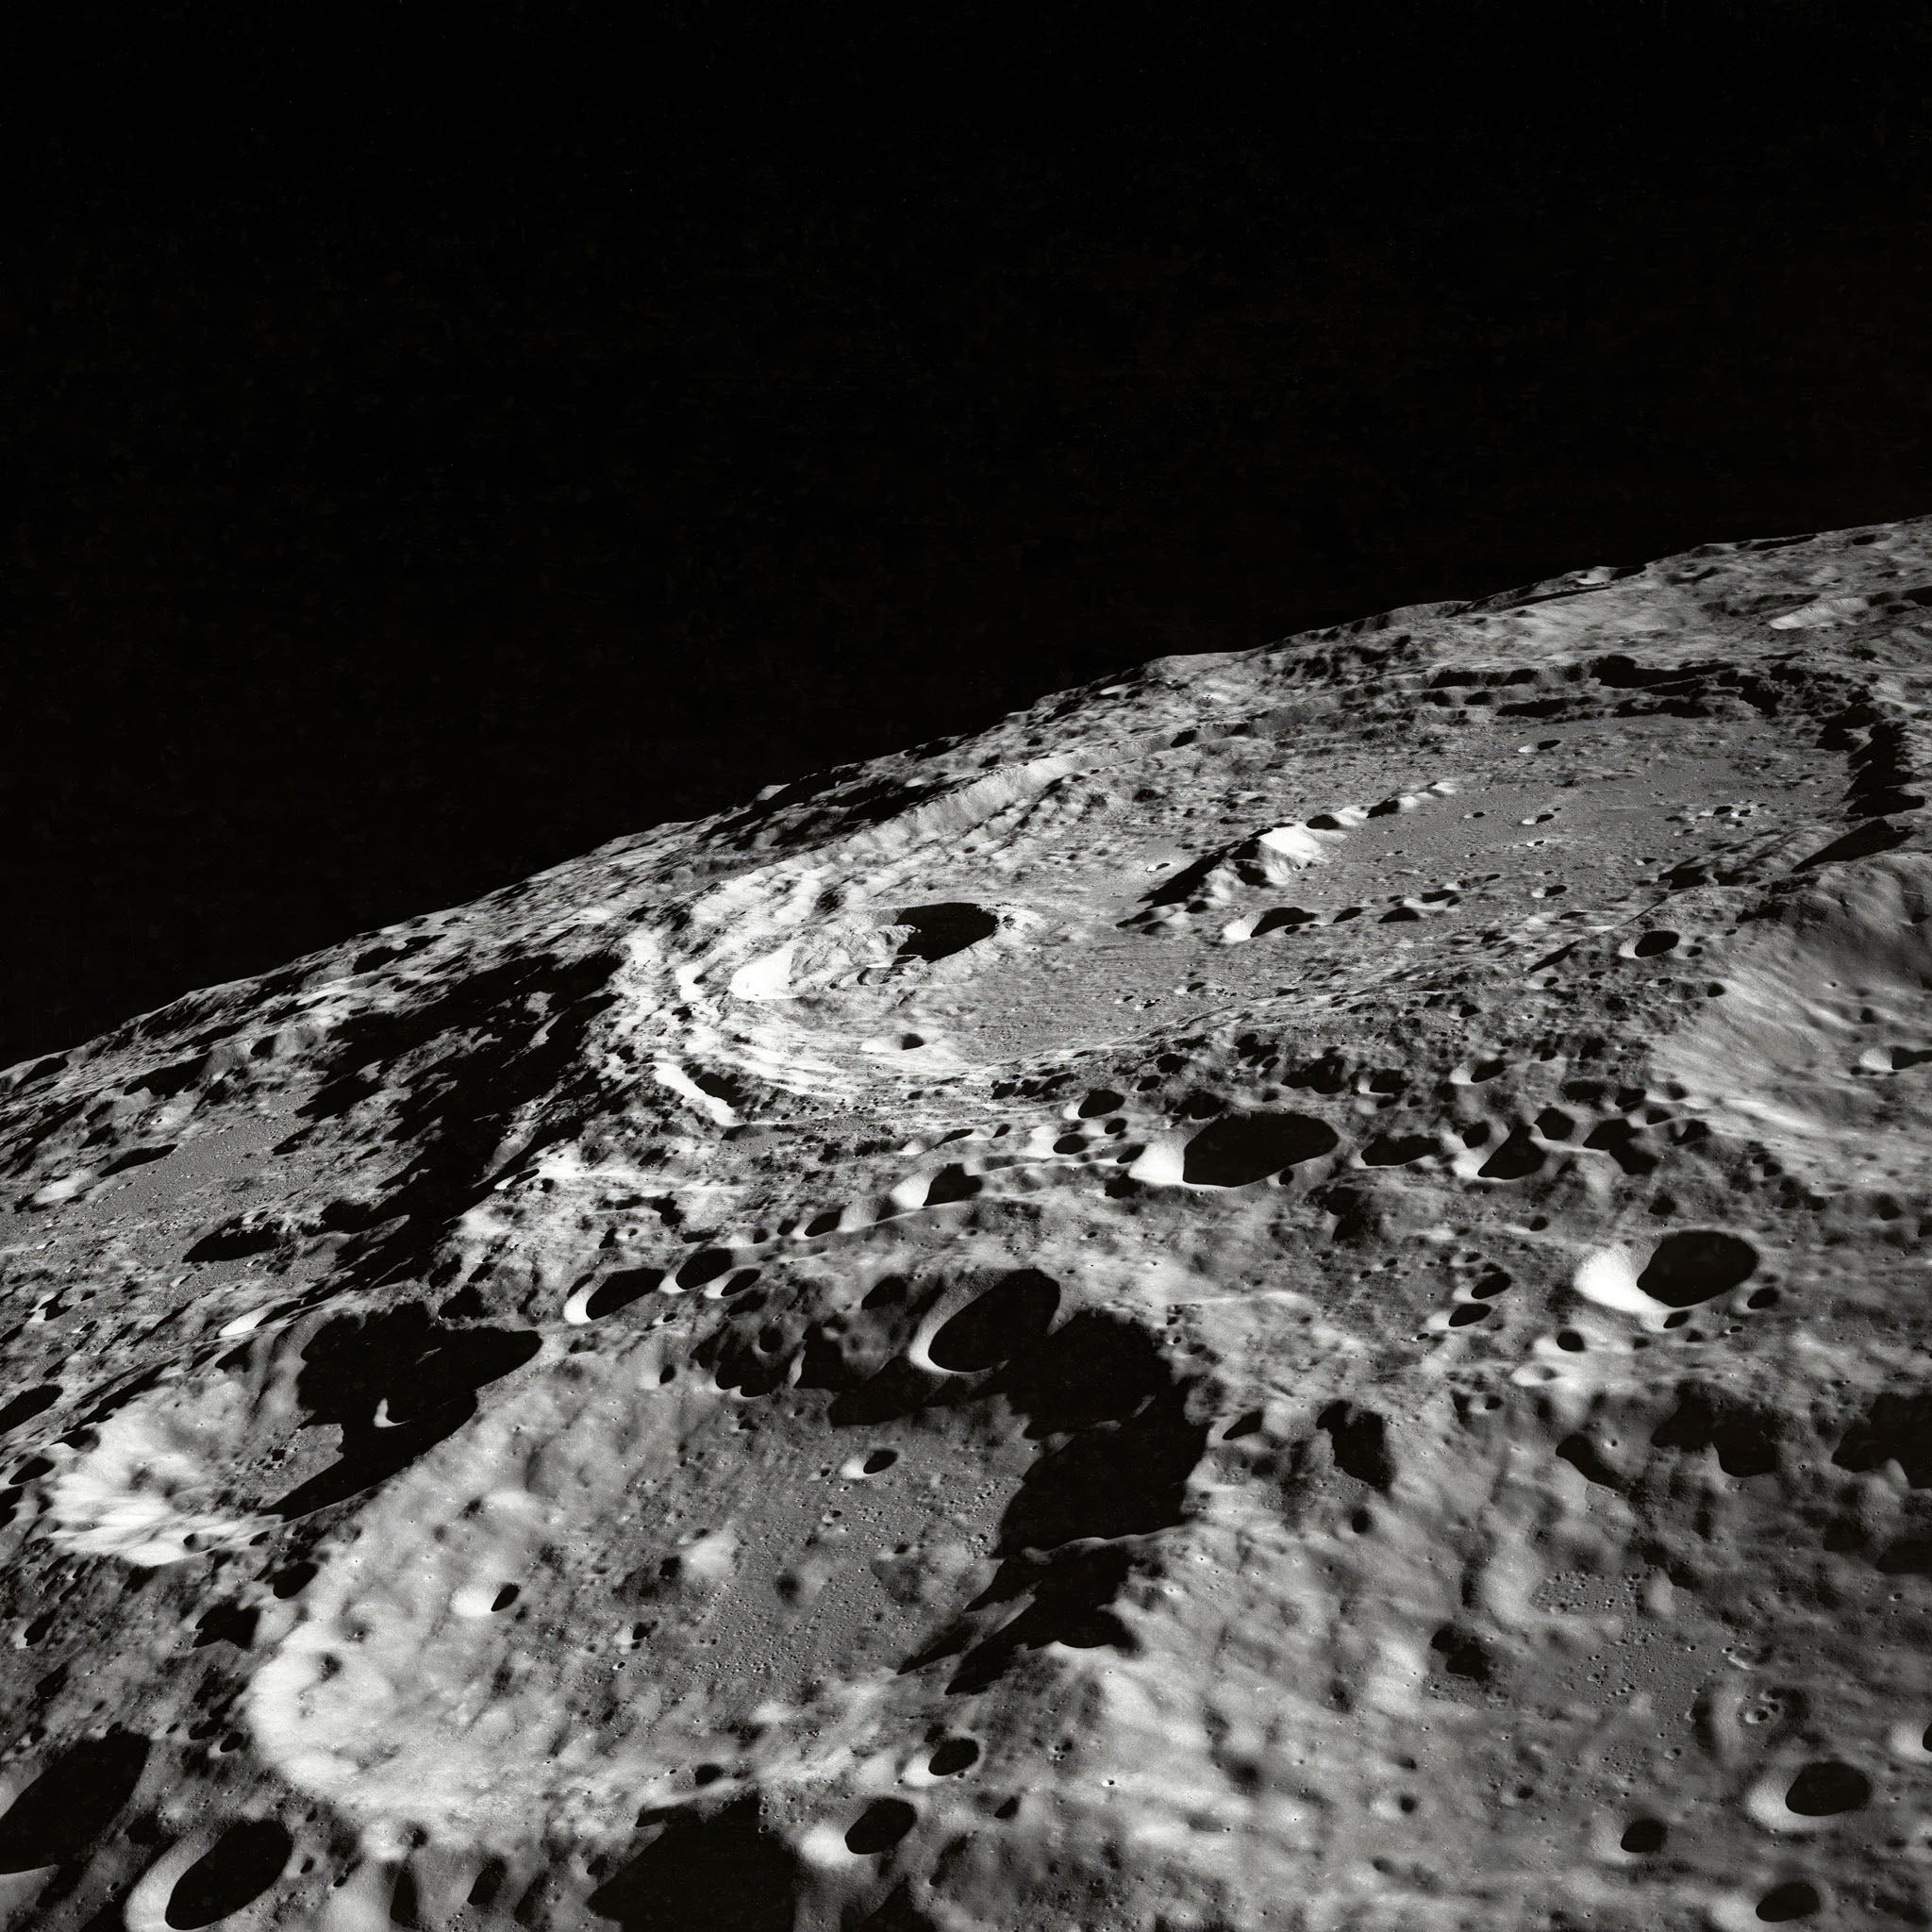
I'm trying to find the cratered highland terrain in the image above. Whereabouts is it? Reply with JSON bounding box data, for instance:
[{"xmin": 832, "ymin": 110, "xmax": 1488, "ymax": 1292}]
[{"xmin": 6, "ymin": 516, "xmax": 1932, "ymax": 1932}]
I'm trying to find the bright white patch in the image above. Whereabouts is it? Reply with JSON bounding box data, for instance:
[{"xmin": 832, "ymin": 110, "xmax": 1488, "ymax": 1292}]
[
  {"xmin": 678, "ymin": 1525, "xmax": 741, "ymax": 1587},
  {"xmin": 1769, "ymin": 592, "xmax": 1873, "ymax": 629},
  {"xmin": 652, "ymin": 1059, "xmax": 739, "ymax": 1125},
  {"xmin": 1572, "ymin": 1247, "xmax": 1657, "ymax": 1316},
  {"xmin": 451, "ymin": 1581, "xmax": 516, "ymax": 1619},
  {"xmin": 1257, "ymin": 824, "xmax": 1332, "ymax": 867},
  {"xmin": 29, "ymin": 1172, "xmax": 92, "ymax": 1206},
  {"xmin": 1127, "ymin": 1139, "xmax": 1187, "ymax": 1187},
  {"xmin": 729, "ymin": 942, "xmax": 800, "ymax": 1002},
  {"xmin": 886, "ymin": 1172, "xmax": 933, "ymax": 1212},
  {"xmin": 42, "ymin": 1383, "xmax": 259, "ymax": 1567}
]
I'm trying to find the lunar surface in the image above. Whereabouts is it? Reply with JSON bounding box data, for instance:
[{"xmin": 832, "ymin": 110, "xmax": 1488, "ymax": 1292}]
[{"xmin": 8, "ymin": 517, "xmax": 1932, "ymax": 1932}]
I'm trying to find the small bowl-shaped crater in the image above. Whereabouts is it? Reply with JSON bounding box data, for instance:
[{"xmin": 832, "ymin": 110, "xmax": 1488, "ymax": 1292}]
[{"xmin": 1620, "ymin": 1817, "xmax": 1667, "ymax": 1856}]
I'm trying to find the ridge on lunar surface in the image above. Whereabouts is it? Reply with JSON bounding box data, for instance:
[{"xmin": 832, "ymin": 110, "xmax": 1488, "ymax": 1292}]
[{"xmin": 7, "ymin": 517, "xmax": 1932, "ymax": 1931}]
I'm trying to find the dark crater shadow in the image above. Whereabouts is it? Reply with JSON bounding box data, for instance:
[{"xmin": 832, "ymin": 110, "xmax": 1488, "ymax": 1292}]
[
  {"xmin": 589, "ymin": 1797, "xmax": 796, "ymax": 1932},
  {"xmin": 0, "ymin": 1384, "xmax": 61, "ymax": 1436},
  {"xmin": 1181, "ymin": 1110, "xmax": 1338, "ymax": 1187},
  {"xmin": 1317, "ymin": 1402, "xmax": 1395, "ymax": 1490},
  {"xmin": 0, "ymin": 1731, "xmax": 149, "ymax": 1874},
  {"xmin": 751, "ymin": 1273, "xmax": 1209, "ymax": 1691},
  {"xmin": 1835, "ymin": 1391, "xmax": 1932, "ymax": 1487},
  {"xmin": 269, "ymin": 1301, "xmax": 540, "ymax": 1517},
  {"xmin": 895, "ymin": 1295, "xmax": 1208, "ymax": 1693},
  {"xmin": 164, "ymin": 1820, "xmax": 291, "ymax": 1929},
  {"xmin": 1638, "ymin": 1229, "xmax": 1758, "ymax": 1307},
  {"xmin": 893, "ymin": 903, "xmax": 998, "ymax": 962},
  {"xmin": 1649, "ymin": 1384, "xmax": 1780, "ymax": 1478},
  {"xmin": 279, "ymin": 950, "xmax": 621, "ymax": 1289}
]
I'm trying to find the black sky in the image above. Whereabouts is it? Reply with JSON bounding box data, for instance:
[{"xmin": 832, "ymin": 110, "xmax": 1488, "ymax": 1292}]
[{"xmin": 8, "ymin": 0, "xmax": 1932, "ymax": 1069}]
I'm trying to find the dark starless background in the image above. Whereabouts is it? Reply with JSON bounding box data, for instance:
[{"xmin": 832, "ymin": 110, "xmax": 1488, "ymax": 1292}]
[{"xmin": 7, "ymin": 0, "xmax": 1931, "ymax": 1069}]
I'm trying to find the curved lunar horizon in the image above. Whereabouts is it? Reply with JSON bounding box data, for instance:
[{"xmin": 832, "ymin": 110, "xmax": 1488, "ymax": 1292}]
[{"xmin": 4, "ymin": 514, "xmax": 1932, "ymax": 1931}]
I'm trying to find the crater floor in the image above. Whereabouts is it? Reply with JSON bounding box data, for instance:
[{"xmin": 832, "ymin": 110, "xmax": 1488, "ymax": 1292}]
[{"xmin": 6, "ymin": 517, "xmax": 1932, "ymax": 1930}]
